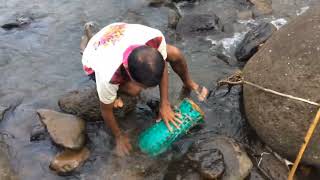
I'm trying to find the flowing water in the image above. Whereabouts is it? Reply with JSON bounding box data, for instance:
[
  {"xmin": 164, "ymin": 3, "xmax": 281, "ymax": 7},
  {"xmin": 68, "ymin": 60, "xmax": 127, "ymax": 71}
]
[{"xmin": 0, "ymin": 0, "xmax": 314, "ymax": 179}]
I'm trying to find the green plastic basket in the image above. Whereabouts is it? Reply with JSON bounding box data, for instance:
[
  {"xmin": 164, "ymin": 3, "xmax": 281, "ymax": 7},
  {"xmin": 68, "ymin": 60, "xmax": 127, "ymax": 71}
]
[{"xmin": 138, "ymin": 98, "xmax": 205, "ymax": 156}]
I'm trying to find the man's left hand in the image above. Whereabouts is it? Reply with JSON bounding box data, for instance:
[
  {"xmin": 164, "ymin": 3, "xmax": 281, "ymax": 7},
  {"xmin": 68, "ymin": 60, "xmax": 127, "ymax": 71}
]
[{"xmin": 159, "ymin": 101, "xmax": 182, "ymax": 132}]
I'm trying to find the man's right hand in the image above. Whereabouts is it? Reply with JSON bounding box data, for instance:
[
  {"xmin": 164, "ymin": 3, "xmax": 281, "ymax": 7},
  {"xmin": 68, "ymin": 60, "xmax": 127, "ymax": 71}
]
[
  {"xmin": 115, "ymin": 133, "xmax": 132, "ymax": 157},
  {"xmin": 100, "ymin": 101, "xmax": 132, "ymax": 157}
]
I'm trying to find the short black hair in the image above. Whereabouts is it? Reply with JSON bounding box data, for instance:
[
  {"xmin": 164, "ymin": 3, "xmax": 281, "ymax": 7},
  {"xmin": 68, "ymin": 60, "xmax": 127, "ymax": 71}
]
[{"xmin": 128, "ymin": 46, "xmax": 165, "ymax": 87}]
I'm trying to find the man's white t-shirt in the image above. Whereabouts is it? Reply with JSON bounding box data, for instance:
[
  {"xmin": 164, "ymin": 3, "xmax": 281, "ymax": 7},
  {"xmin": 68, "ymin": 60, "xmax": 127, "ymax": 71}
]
[{"xmin": 82, "ymin": 23, "xmax": 167, "ymax": 104}]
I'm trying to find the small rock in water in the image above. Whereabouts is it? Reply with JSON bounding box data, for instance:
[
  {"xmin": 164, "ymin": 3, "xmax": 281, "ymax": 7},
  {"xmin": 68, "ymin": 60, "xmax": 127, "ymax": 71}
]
[
  {"xmin": 0, "ymin": 105, "xmax": 9, "ymax": 121},
  {"xmin": 192, "ymin": 136, "xmax": 253, "ymax": 180},
  {"xmin": 237, "ymin": 10, "xmax": 253, "ymax": 20},
  {"xmin": 37, "ymin": 109, "xmax": 85, "ymax": 150},
  {"xmin": 30, "ymin": 124, "xmax": 47, "ymax": 142},
  {"xmin": 168, "ymin": 9, "xmax": 180, "ymax": 29},
  {"xmin": 1, "ymin": 16, "xmax": 32, "ymax": 30},
  {"xmin": 176, "ymin": 13, "xmax": 222, "ymax": 37},
  {"xmin": 249, "ymin": 0, "xmax": 272, "ymax": 17},
  {"xmin": 187, "ymin": 148, "xmax": 225, "ymax": 179},
  {"xmin": 0, "ymin": 143, "xmax": 16, "ymax": 180},
  {"xmin": 258, "ymin": 153, "xmax": 289, "ymax": 180},
  {"xmin": 148, "ymin": 0, "xmax": 167, "ymax": 7},
  {"xmin": 235, "ymin": 22, "xmax": 276, "ymax": 62},
  {"xmin": 50, "ymin": 147, "xmax": 90, "ymax": 174}
]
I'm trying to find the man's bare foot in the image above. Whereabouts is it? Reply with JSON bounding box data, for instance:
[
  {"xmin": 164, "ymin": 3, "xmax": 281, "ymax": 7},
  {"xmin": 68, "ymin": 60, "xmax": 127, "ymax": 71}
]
[
  {"xmin": 114, "ymin": 97, "xmax": 124, "ymax": 108},
  {"xmin": 181, "ymin": 81, "xmax": 209, "ymax": 102}
]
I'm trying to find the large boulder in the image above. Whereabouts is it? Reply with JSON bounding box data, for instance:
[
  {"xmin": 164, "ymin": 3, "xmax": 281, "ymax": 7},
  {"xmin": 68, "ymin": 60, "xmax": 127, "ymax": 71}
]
[
  {"xmin": 243, "ymin": 7, "xmax": 320, "ymax": 165},
  {"xmin": 58, "ymin": 84, "xmax": 137, "ymax": 122},
  {"xmin": 37, "ymin": 109, "xmax": 85, "ymax": 150}
]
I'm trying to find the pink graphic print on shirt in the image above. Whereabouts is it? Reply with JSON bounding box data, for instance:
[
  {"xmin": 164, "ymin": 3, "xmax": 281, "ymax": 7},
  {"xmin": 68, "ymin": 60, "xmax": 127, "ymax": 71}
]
[{"xmin": 93, "ymin": 23, "xmax": 126, "ymax": 50}]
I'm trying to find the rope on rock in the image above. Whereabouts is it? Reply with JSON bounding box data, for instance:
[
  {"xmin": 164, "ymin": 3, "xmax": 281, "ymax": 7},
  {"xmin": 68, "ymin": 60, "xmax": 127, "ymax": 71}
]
[{"xmin": 216, "ymin": 70, "xmax": 320, "ymax": 180}]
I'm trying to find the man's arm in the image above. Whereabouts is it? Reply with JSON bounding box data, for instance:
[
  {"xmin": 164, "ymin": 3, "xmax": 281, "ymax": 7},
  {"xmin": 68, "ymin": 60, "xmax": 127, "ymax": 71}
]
[
  {"xmin": 159, "ymin": 61, "xmax": 182, "ymax": 131},
  {"xmin": 100, "ymin": 101, "xmax": 132, "ymax": 156},
  {"xmin": 100, "ymin": 101, "xmax": 121, "ymax": 137}
]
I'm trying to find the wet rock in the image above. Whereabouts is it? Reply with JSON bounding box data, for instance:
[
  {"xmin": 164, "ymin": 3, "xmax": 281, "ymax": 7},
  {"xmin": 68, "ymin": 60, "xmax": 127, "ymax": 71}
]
[
  {"xmin": 0, "ymin": 105, "xmax": 9, "ymax": 121},
  {"xmin": 148, "ymin": 0, "xmax": 168, "ymax": 7},
  {"xmin": 50, "ymin": 147, "xmax": 90, "ymax": 174},
  {"xmin": 243, "ymin": 7, "xmax": 320, "ymax": 165},
  {"xmin": 0, "ymin": 143, "xmax": 16, "ymax": 180},
  {"xmin": 30, "ymin": 124, "xmax": 47, "ymax": 142},
  {"xmin": 164, "ymin": 157, "xmax": 201, "ymax": 180},
  {"xmin": 58, "ymin": 84, "xmax": 137, "ymax": 122},
  {"xmin": 176, "ymin": 13, "xmax": 222, "ymax": 37},
  {"xmin": 249, "ymin": 0, "xmax": 272, "ymax": 17},
  {"xmin": 247, "ymin": 167, "xmax": 266, "ymax": 180},
  {"xmin": 171, "ymin": 0, "xmax": 197, "ymax": 2},
  {"xmin": 258, "ymin": 153, "xmax": 289, "ymax": 180},
  {"xmin": 1, "ymin": 16, "xmax": 33, "ymax": 30},
  {"xmin": 192, "ymin": 136, "xmax": 253, "ymax": 180},
  {"xmin": 37, "ymin": 109, "xmax": 85, "ymax": 150},
  {"xmin": 237, "ymin": 10, "xmax": 253, "ymax": 20},
  {"xmin": 187, "ymin": 148, "xmax": 225, "ymax": 179},
  {"xmin": 235, "ymin": 22, "xmax": 276, "ymax": 62},
  {"xmin": 168, "ymin": 9, "xmax": 180, "ymax": 29}
]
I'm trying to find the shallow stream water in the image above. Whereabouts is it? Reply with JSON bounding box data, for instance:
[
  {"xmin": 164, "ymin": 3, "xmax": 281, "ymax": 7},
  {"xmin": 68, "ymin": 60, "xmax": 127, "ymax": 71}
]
[{"xmin": 0, "ymin": 0, "xmax": 314, "ymax": 179}]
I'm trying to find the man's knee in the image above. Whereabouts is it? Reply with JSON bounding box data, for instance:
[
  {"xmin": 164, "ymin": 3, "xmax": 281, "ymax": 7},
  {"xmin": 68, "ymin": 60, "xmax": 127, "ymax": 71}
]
[{"xmin": 166, "ymin": 44, "xmax": 182, "ymax": 63}]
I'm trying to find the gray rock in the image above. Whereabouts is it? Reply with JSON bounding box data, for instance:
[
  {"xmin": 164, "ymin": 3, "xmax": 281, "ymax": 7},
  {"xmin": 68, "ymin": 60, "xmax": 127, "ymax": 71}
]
[
  {"xmin": 30, "ymin": 124, "xmax": 47, "ymax": 142},
  {"xmin": 249, "ymin": 0, "xmax": 272, "ymax": 17},
  {"xmin": 192, "ymin": 136, "xmax": 253, "ymax": 180},
  {"xmin": 168, "ymin": 9, "xmax": 180, "ymax": 29},
  {"xmin": 176, "ymin": 13, "xmax": 222, "ymax": 37},
  {"xmin": 37, "ymin": 109, "xmax": 85, "ymax": 150},
  {"xmin": 258, "ymin": 153, "xmax": 288, "ymax": 180},
  {"xmin": 148, "ymin": 0, "xmax": 168, "ymax": 7},
  {"xmin": 243, "ymin": 7, "xmax": 320, "ymax": 165},
  {"xmin": 187, "ymin": 148, "xmax": 225, "ymax": 179},
  {"xmin": 58, "ymin": 84, "xmax": 137, "ymax": 122},
  {"xmin": 1, "ymin": 16, "xmax": 33, "ymax": 31},
  {"xmin": 235, "ymin": 22, "xmax": 276, "ymax": 62},
  {"xmin": 0, "ymin": 105, "xmax": 9, "ymax": 121}
]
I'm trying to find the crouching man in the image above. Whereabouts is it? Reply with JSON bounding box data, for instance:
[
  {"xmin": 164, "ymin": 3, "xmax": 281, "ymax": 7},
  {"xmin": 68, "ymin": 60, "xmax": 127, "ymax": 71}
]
[{"xmin": 80, "ymin": 22, "xmax": 208, "ymax": 156}]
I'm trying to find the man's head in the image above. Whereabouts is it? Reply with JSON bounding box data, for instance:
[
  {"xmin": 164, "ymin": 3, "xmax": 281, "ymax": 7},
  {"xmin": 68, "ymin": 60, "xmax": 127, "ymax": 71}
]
[{"xmin": 128, "ymin": 45, "xmax": 165, "ymax": 88}]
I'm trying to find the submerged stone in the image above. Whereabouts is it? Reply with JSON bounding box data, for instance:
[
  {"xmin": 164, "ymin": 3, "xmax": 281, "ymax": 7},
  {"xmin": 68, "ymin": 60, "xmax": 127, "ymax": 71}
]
[
  {"xmin": 0, "ymin": 143, "xmax": 16, "ymax": 180},
  {"xmin": 191, "ymin": 136, "xmax": 253, "ymax": 180},
  {"xmin": 50, "ymin": 147, "xmax": 90, "ymax": 174},
  {"xmin": 37, "ymin": 109, "xmax": 85, "ymax": 150},
  {"xmin": 1, "ymin": 16, "xmax": 32, "ymax": 30},
  {"xmin": 30, "ymin": 124, "xmax": 47, "ymax": 142},
  {"xmin": 249, "ymin": 0, "xmax": 272, "ymax": 17},
  {"xmin": 176, "ymin": 13, "xmax": 222, "ymax": 37},
  {"xmin": 187, "ymin": 148, "xmax": 225, "ymax": 179},
  {"xmin": 0, "ymin": 105, "xmax": 9, "ymax": 121}
]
